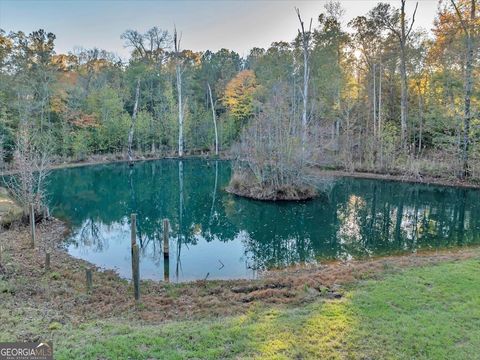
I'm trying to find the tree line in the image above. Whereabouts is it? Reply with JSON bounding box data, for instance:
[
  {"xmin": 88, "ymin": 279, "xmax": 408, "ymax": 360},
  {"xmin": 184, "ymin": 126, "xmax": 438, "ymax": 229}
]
[{"xmin": 0, "ymin": 0, "xmax": 478, "ymax": 179}]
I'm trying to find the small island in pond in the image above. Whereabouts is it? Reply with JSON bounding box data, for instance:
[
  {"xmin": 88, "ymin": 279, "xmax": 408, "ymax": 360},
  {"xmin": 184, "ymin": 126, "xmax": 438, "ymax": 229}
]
[{"xmin": 225, "ymin": 85, "xmax": 323, "ymax": 201}]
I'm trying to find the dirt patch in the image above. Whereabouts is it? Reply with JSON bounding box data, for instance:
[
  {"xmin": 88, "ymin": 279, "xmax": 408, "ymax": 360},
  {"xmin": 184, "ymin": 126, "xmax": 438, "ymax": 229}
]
[{"xmin": 0, "ymin": 219, "xmax": 478, "ymax": 338}]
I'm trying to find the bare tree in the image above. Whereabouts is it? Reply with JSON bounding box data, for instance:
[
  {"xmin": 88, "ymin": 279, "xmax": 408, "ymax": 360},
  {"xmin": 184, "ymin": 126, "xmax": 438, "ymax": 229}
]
[
  {"xmin": 127, "ymin": 78, "xmax": 141, "ymax": 166},
  {"xmin": 373, "ymin": 1, "xmax": 418, "ymax": 148},
  {"xmin": 295, "ymin": 8, "xmax": 313, "ymax": 149},
  {"xmin": 174, "ymin": 27, "xmax": 185, "ymax": 157},
  {"xmin": 207, "ymin": 82, "xmax": 219, "ymax": 155},
  {"xmin": 121, "ymin": 27, "xmax": 170, "ymax": 64},
  {"xmin": 451, "ymin": 0, "xmax": 477, "ymax": 178},
  {"xmin": 4, "ymin": 125, "xmax": 51, "ymax": 218}
]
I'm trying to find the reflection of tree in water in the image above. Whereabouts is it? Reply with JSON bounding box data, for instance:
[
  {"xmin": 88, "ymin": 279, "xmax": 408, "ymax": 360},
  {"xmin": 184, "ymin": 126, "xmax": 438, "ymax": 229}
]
[
  {"xmin": 66, "ymin": 217, "xmax": 107, "ymax": 252},
  {"xmin": 81, "ymin": 217, "xmax": 101, "ymax": 246},
  {"xmin": 48, "ymin": 160, "xmax": 480, "ymax": 276},
  {"xmin": 176, "ymin": 160, "xmax": 184, "ymax": 281},
  {"xmin": 232, "ymin": 179, "xmax": 480, "ymax": 269},
  {"xmin": 334, "ymin": 181, "xmax": 479, "ymax": 257}
]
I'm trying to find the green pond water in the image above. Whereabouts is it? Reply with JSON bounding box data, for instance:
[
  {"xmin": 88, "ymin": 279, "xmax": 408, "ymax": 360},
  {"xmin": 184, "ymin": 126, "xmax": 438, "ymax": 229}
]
[{"xmin": 47, "ymin": 159, "xmax": 480, "ymax": 282}]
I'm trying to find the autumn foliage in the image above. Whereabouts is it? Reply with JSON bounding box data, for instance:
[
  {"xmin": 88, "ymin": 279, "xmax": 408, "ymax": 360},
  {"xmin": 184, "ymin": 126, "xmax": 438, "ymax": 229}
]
[{"xmin": 222, "ymin": 70, "xmax": 258, "ymax": 123}]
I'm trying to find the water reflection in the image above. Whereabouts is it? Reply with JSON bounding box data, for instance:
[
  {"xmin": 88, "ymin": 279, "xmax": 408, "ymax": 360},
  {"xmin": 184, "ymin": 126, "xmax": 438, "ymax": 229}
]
[{"xmin": 47, "ymin": 159, "xmax": 480, "ymax": 281}]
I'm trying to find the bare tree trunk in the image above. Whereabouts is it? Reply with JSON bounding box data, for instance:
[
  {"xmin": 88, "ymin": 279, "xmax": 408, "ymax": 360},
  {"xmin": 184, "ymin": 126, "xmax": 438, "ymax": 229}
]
[
  {"xmin": 207, "ymin": 82, "xmax": 218, "ymax": 155},
  {"xmin": 373, "ymin": 63, "xmax": 377, "ymax": 138},
  {"xmin": 302, "ymin": 45, "xmax": 309, "ymax": 147},
  {"xmin": 176, "ymin": 66, "xmax": 183, "ymax": 157},
  {"xmin": 417, "ymin": 81, "xmax": 423, "ymax": 156},
  {"xmin": 399, "ymin": 1, "xmax": 408, "ymax": 147},
  {"xmin": 397, "ymin": 0, "xmax": 418, "ymax": 149},
  {"xmin": 295, "ymin": 8, "xmax": 312, "ymax": 150},
  {"xmin": 378, "ymin": 62, "xmax": 382, "ymax": 137},
  {"xmin": 400, "ymin": 46, "xmax": 408, "ymax": 147},
  {"xmin": 462, "ymin": 30, "xmax": 474, "ymax": 177},
  {"xmin": 128, "ymin": 79, "xmax": 141, "ymax": 166},
  {"xmin": 174, "ymin": 27, "xmax": 184, "ymax": 157},
  {"xmin": 451, "ymin": 0, "xmax": 476, "ymax": 178}
]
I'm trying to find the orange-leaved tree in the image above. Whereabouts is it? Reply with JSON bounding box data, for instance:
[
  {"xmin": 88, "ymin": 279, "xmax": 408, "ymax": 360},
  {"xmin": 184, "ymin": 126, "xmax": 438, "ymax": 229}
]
[{"xmin": 222, "ymin": 69, "xmax": 257, "ymax": 125}]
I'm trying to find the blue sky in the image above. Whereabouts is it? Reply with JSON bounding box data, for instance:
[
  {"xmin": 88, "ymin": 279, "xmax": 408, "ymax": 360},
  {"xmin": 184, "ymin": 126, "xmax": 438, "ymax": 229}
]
[{"xmin": 0, "ymin": 0, "xmax": 439, "ymax": 59}]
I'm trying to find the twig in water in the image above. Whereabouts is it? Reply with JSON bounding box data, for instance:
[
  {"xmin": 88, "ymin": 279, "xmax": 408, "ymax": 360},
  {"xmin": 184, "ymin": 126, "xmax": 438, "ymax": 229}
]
[
  {"xmin": 204, "ymin": 272, "xmax": 210, "ymax": 281},
  {"xmin": 218, "ymin": 259, "xmax": 225, "ymax": 270}
]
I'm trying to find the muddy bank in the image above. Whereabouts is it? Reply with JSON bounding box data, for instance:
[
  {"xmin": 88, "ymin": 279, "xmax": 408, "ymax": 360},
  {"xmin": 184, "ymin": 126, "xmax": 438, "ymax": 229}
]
[
  {"xmin": 1, "ymin": 219, "xmax": 478, "ymax": 342},
  {"xmin": 225, "ymin": 184, "xmax": 317, "ymax": 201},
  {"xmin": 315, "ymin": 168, "xmax": 480, "ymax": 189}
]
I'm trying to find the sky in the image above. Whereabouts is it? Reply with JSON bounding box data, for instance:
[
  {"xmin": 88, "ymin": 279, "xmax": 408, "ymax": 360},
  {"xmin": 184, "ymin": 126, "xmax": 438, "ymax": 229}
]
[{"xmin": 0, "ymin": 0, "xmax": 440, "ymax": 60}]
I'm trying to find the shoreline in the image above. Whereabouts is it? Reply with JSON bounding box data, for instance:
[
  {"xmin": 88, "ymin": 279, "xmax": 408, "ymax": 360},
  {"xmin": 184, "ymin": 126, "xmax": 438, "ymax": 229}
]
[
  {"xmin": 1, "ymin": 218, "xmax": 479, "ymax": 326},
  {"xmin": 1, "ymin": 212, "xmax": 479, "ymax": 355},
  {"xmin": 0, "ymin": 152, "xmax": 229, "ymax": 176},
  {"xmin": 1, "ymin": 149, "xmax": 480, "ymax": 190},
  {"xmin": 2, "ymin": 218, "xmax": 478, "ymax": 358},
  {"xmin": 315, "ymin": 168, "xmax": 480, "ymax": 190},
  {"xmin": 3, "ymin": 153, "xmax": 479, "ymax": 190}
]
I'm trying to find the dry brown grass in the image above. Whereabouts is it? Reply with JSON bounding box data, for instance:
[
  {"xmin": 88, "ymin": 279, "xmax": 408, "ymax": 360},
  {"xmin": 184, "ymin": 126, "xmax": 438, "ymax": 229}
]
[
  {"xmin": 226, "ymin": 171, "xmax": 318, "ymax": 201},
  {"xmin": 0, "ymin": 219, "xmax": 478, "ymax": 332}
]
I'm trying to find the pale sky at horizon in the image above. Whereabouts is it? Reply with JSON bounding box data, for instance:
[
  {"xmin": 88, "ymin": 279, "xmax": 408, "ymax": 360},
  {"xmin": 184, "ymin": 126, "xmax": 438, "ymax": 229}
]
[{"xmin": 0, "ymin": 0, "xmax": 440, "ymax": 60}]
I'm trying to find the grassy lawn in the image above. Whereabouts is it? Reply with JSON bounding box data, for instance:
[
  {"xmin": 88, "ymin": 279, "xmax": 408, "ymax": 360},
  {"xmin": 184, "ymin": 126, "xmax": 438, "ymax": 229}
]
[{"xmin": 49, "ymin": 258, "xmax": 480, "ymax": 359}]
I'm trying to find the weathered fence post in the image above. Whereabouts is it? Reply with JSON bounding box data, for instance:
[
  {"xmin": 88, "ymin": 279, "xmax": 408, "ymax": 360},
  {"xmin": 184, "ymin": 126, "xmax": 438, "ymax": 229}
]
[
  {"xmin": 29, "ymin": 204, "xmax": 35, "ymax": 249},
  {"xmin": 163, "ymin": 219, "xmax": 169, "ymax": 258},
  {"xmin": 131, "ymin": 213, "xmax": 140, "ymax": 301},
  {"xmin": 163, "ymin": 256, "xmax": 170, "ymax": 283},
  {"xmin": 86, "ymin": 268, "xmax": 93, "ymax": 293},
  {"xmin": 132, "ymin": 243, "xmax": 140, "ymax": 301},
  {"xmin": 45, "ymin": 252, "xmax": 50, "ymax": 271},
  {"xmin": 131, "ymin": 213, "xmax": 137, "ymax": 246}
]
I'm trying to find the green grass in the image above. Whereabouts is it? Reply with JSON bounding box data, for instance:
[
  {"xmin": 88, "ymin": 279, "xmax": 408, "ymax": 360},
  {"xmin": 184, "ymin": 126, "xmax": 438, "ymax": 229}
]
[{"xmin": 45, "ymin": 259, "xmax": 480, "ymax": 360}]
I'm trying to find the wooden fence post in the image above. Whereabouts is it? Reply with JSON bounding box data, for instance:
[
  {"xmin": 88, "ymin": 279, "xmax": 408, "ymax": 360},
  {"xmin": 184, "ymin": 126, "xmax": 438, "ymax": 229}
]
[
  {"xmin": 29, "ymin": 204, "xmax": 35, "ymax": 249},
  {"xmin": 131, "ymin": 213, "xmax": 140, "ymax": 301},
  {"xmin": 86, "ymin": 268, "xmax": 92, "ymax": 294},
  {"xmin": 163, "ymin": 219, "xmax": 169, "ymax": 258},
  {"xmin": 132, "ymin": 244, "xmax": 140, "ymax": 301},
  {"xmin": 163, "ymin": 256, "xmax": 170, "ymax": 283},
  {"xmin": 131, "ymin": 213, "xmax": 137, "ymax": 246},
  {"xmin": 45, "ymin": 252, "xmax": 50, "ymax": 271}
]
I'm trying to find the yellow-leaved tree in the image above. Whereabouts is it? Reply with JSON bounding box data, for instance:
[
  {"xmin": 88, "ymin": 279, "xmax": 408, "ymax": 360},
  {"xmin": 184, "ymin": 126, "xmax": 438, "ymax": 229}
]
[{"xmin": 222, "ymin": 69, "xmax": 257, "ymax": 124}]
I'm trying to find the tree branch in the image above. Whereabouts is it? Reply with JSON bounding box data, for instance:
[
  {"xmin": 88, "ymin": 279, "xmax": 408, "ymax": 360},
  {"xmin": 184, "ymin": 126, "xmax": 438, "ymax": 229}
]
[
  {"xmin": 406, "ymin": 2, "xmax": 419, "ymax": 39},
  {"xmin": 451, "ymin": 0, "xmax": 469, "ymax": 35}
]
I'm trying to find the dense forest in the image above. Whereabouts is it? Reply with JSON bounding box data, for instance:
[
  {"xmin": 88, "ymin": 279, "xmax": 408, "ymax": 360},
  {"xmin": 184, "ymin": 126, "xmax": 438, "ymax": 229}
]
[{"xmin": 0, "ymin": 0, "xmax": 478, "ymax": 180}]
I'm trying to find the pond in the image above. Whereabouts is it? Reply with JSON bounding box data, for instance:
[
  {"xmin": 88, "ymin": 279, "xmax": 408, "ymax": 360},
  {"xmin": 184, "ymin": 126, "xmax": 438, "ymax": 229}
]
[{"xmin": 47, "ymin": 159, "xmax": 480, "ymax": 282}]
